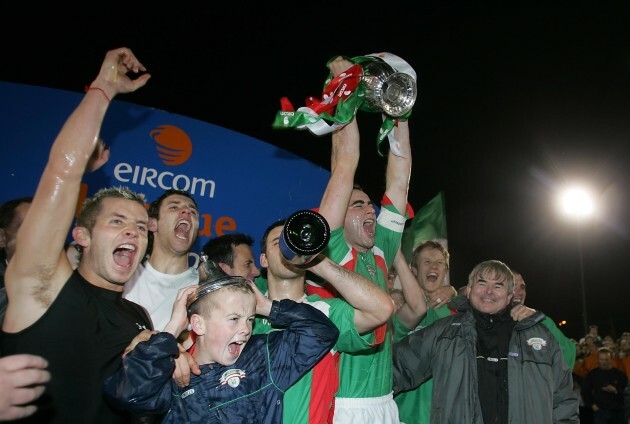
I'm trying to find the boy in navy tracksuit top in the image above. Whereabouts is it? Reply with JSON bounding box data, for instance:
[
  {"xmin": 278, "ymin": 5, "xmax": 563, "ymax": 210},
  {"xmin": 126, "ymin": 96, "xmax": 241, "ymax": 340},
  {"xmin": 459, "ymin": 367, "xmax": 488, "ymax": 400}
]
[{"xmin": 104, "ymin": 272, "xmax": 338, "ymax": 423}]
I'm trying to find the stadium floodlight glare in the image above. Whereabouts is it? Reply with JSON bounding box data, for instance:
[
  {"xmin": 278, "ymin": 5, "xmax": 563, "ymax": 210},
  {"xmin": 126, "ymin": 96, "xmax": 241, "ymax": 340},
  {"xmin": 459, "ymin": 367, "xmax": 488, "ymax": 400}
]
[
  {"xmin": 557, "ymin": 185, "xmax": 595, "ymax": 221},
  {"xmin": 556, "ymin": 183, "xmax": 597, "ymax": 336}
]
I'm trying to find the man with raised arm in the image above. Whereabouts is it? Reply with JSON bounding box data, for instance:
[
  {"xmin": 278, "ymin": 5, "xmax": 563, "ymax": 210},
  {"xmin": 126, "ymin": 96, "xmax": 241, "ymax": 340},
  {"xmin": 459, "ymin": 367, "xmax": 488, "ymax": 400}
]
[
  {"xmin": 392, "ymin": 241, "xmax": 456, "ymax": 424},
  {"xmin": 306, "ymin": 56, "xmax": 415, "ymax": 423},
  {"xmin": 254, "ymin": 218, "xmax": 394, "ymax": 423},
  {"xmin": 1, "ymin": 47, "xmax": 152, "ymax": 423}
]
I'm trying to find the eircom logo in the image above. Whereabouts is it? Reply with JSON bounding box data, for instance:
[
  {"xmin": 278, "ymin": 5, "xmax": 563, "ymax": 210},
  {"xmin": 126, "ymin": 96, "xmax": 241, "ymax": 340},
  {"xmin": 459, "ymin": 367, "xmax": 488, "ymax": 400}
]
[
  {"xmin": 150, "ymin": 125, "xmax": 193, "ymax": 166},
  {"xmin": 78, "ymin": 126, "xmax": 234, "ymax": 238},
  {"xmin": 112, "ymin": 124, "xmax": 215, "ymax": 198}
]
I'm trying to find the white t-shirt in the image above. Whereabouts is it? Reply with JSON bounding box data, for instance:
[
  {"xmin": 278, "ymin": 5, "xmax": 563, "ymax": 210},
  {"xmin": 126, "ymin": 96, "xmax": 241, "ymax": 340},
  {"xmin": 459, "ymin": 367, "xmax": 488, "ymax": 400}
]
[{"xmin": 123, "ymin": 262, "xmax": 199, "ymax": 331}]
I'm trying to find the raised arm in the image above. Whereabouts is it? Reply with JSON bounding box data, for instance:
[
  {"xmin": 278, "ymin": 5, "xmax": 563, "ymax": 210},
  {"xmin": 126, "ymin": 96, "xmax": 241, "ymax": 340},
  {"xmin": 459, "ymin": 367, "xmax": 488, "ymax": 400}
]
[
  {"xmin": 393, "ymin": 250, "xmax": 427, "ymax": 329},
  {"xmin": 161, "ymin": 285, "xmax": 201, "ymax": 388},
  {"xmin": 267, "ymin": 299, "xmax": 339, "ymax": 390},
  {"xmin": 163, "ymin": 285, "xmax": 199, "ymax": 338},
  {"xmin": 309, "ymin": 256, "xmax": 394, "ymax": 334},
  {"xmin": 317, "ymin": 57, "xmax": 360, "ymax": 231},
  {"xmin": 3, "ymin": 48, "xmax": 150, "ymax": 332},
  {"xmin": 384, "ymin": 120, "xmax": 411, "ymax": 214}
]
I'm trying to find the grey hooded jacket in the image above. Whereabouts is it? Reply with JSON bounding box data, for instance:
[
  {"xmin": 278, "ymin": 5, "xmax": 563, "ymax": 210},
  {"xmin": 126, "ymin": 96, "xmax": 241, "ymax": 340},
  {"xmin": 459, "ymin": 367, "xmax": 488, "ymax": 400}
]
[{"xmin": 392, "ymin": 297, "xmax": 579, "ymax": 423}]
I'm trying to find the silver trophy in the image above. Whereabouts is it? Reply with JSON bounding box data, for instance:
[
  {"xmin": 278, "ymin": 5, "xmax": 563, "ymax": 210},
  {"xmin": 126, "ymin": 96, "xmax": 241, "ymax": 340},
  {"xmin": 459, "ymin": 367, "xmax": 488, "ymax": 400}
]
[{"xmin": 361, "ymin": 58, "xmax": 417, "ymax": 117}]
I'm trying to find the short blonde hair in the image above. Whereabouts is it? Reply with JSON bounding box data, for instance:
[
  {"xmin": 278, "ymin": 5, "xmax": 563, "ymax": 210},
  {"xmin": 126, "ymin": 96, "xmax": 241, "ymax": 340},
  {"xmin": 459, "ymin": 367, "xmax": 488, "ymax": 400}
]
[
  {"xmin": 187, "ymin": 278, "xmax": 254, "ymax": 317},
  {"xmin": 411, "ymin": 240, "xmax": 450, "ymax": 270},
  {"xmin": 76, "ymin": 186, "xmax": 146, "ymax": 230}
]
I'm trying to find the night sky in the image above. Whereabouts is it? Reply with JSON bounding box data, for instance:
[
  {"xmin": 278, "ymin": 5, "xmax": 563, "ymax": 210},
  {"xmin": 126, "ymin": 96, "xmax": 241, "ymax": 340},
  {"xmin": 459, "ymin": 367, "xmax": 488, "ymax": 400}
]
[{"xmin": 2, "ymin": 4, "xmax": 629, "ymax": 340}]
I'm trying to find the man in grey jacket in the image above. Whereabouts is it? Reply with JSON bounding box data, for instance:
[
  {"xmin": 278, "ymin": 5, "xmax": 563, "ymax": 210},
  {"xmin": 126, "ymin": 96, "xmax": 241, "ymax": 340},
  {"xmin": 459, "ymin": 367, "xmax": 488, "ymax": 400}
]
[{"xmin": 392, "ymin": 260, "xmax": 579, "ymax": 423}]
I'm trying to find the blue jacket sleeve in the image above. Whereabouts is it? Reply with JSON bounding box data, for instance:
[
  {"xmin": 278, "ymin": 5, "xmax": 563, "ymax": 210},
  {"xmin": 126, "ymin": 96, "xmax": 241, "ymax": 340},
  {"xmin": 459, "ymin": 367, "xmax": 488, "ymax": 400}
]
[
  {"xmin": 102, "ymin": 332, "xmax": 179, "ymax": 414},
  {"xmin": 265, "ymin": 299, "xmax": 339, "ymax": 390}
]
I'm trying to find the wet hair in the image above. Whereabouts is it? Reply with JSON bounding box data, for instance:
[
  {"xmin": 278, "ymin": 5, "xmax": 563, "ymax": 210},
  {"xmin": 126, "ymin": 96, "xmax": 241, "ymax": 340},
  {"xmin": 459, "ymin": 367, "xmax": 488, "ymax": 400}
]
[
  {"xmin": 76, "ymin": 187, "xmax": 146, "ymax": 231},
  {"xmin": 260, "ymin": 220, "xmax": 286, "ymax": 254},
  {"xmin": 467, "ymin": 260, "xmax": 515, "ymax": 294},
  {"xmin": 187, "ymin": 278, "xmax": 254, "ymax": 317},
  {"xmin": 202, "ymin": 233, "xmax": 256, "ymax": 267},
  {"xmin": 147, "ymin": 189, "xmax": 198, "ymax": 220},
  {"xmin": 410, "ymin": 240, "xmax": 450, "ymax": 270}
]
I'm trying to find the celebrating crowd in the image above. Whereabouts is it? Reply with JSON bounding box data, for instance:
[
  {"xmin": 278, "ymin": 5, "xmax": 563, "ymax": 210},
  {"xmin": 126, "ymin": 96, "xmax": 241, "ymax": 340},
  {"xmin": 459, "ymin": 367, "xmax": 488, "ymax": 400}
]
[{"xmin": 0, "ymin": 47, "xmax": 627, "ymax": 424}]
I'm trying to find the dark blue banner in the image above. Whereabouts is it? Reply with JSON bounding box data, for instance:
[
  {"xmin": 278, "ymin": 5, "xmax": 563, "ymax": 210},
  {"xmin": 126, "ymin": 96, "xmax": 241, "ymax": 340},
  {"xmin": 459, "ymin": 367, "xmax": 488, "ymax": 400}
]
[{"xmin": 0, "ymin": 82, "xmax": 330, "ymax": 260}]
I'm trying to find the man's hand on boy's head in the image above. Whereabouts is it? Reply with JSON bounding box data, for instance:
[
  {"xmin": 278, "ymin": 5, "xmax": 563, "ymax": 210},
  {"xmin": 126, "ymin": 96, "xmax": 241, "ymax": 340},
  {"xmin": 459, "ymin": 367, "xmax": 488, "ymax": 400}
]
[
  {"xmin": 168, "ymin": 285, "xmax": 202, "ymax": 387},
  {"xmin": 165, "ymin": 285, "xmax": 199, "ymax": 337}
]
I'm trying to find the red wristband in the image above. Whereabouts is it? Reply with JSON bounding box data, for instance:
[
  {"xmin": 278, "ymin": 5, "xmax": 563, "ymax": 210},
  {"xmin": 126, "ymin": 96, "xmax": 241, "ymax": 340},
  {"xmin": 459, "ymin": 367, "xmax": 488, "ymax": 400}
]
[{"xmin": 84, "ymin": 85, "xmax": 111, "ymax": 103}]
